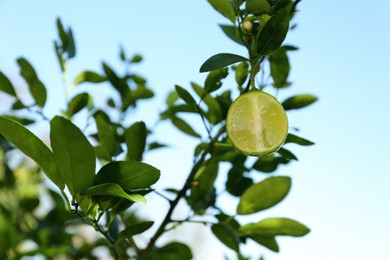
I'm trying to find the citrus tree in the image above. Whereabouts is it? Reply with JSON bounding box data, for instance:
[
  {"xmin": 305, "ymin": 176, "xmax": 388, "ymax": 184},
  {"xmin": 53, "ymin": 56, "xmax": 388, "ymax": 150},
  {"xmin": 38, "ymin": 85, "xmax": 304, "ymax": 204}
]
[{"xmin": 0, "ymin": 0, "xmax": 317, "ymax": 259}]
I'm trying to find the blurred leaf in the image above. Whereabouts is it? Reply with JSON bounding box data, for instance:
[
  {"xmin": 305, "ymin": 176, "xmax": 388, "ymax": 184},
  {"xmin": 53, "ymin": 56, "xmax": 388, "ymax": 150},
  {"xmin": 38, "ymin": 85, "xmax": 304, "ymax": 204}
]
[
  {"xmin": 1, "ymin": 115, "xmax": 35, "ymax": 125},
  {"xmin": 150, "ymin": 242, "xmax": 192, "ymax": 260},
  {"xmin": 56, "ymin": 17, "xmax": 68, "ymax": 51},
  {"xmin": 285, "ymin": 133, "xmax": 315, "ymax": 146},
  {"xmin": 252, "ymin": 154, "xmax": 279, "ymax": 173},
  {"xmin": 73, "ymin": 71, "xmax": 106, "ymax": 85},
  {"xmin": 269, "ymin": 48, "xmax": 290, "ymax": 88},
  {"xmin": 219, "ymin": 24, "xmax": 245, "ymax": 45},
  {"xmin": 191, "ymin": 82, "xmax": 223, "ymax": 124},
  {"xmin": 95, "ymin": 115, "xmax": 118, "ymax": 161},
  {"xmin": 207, "ymin": 0, "xmax": 236, "ymax": 23},
  {"xmin": 67, "ymin": 93, "xmax": 89, "ymax": 117},
  {"xmin": 148, "ymin": 141, "xmax": 168, "ymax": 151},
  {"xmin": 240, "ymin": 218, "xmax": 310, "ymax": 237},
  {"xmin": 200, "ymin": 53, "xmax": 249, "ymax": 73},
  {"xmin": 94, "ymin": 161, "xmax": 160, "ymax": 190},
  {"xmin": 17, "ymin": 57, "xmax": 47, "ymax": 107},
  {"xmin": 204, "ymin": 67, "xmax": 229, "ymax": 93},
  {"xmin": 125, "ymin": 121, "xmax": 147, "ymax": 161},
  {"xmin": 171, "ymin": 116, "xmax": 201, "ymax": 138},
  {"xmin": 54, "ymin": 41, "xmax": 66, "ymax": 72},
  {"xmin": 132, "ymin": 85, "xmax": 154, "ymax": 101},
  {"xmin": 0, "ymin": 116, "xmax": 64, "ymax": 189},
  {"xmin": 246, "ymin": 0, "xmax": 271, "ymax": 14},
  {"xmin": 257, "ymin": 9, "xmax": 290, "ymax": 55},
  {"xmin": 102, "ymin": 62, "xmax": 128, "ymax": 98},
  {"xmin": 277, "ymin": 147, "xmax": 297, "ymax": 161},
  {"xmin": 166, "ymin": 90, "xmax": 179, "ymax": 106},
  {"xmin": 273, "ymin": 0, "xmax": 293, "ymax": 12},
  {"xmin": 237, "ymin": 176, "xmax": 291, "ymax": 215},
  {"xmin": 160, "ymin": 104, "xmax": 199, "ymax": 120},
  {"xmin": 130, "ymin": 54, "xmax": 143, "ymax": 63},
  {"xmin": 175, "ymin": 85, "xmax": 197, "ymax": 107},
  {"xmin": 250, "ymin": 235, "xmax": 279, "ymax": 252},
  {"xmin": 118, "ymin": 221, "xmax": 154, "ymax": 239},
  {"xmin": 82, "ymin": 183, "xmax": 146, "ymax": 204},
  {"xmin": 12, "ymin": 99, "xmax": 25, "ymax": 110},
  {"xmin": 282, "ymin": 94, "xmax": 318, "ymax": 110},
  {"xmin": 211, "ymin": 224, "xmax": 240, "ymax": 252},
  {"xmin": 0, "ymin": 71, "xmax": 17, "ymax": 96},
  {"xmin": 66, "ymin": 28, "xmax": 76, "ymax": 58},
  {"xmin": 119, "ymin": 45, "xmax": 126, "ymax": 61},
  {"xmin": 226, "ymin": 166, "xmax": 253, "ymax": 196},
  {"xmin": 235, "ymin": 62, "xmax": 249, "ymax": 86},
  {"xmin": 50, "ymin": 116, "xmax": 95, "ymax": 196}
]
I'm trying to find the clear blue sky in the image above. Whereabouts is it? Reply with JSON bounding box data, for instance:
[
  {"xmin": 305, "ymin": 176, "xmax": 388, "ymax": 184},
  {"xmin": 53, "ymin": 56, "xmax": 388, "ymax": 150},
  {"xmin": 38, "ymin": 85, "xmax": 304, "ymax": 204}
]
[{"xmin": 1, "ymin": 1, "xmax": 390, "ymax": 260}]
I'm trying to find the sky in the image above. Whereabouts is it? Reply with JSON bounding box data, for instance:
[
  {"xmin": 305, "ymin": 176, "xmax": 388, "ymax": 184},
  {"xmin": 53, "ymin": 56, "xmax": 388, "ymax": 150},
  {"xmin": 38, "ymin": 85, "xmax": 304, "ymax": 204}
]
[{"xmin": 1, "ymin": 1, "xmax": 390, "ymax": 260}]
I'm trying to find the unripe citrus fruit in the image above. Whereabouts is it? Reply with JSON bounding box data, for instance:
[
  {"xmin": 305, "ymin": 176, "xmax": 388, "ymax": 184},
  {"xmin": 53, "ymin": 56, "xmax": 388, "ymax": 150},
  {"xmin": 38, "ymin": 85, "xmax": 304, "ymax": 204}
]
[{"xmin": 226, "ymin": 90, "xmax": 288, "ymax": 156}]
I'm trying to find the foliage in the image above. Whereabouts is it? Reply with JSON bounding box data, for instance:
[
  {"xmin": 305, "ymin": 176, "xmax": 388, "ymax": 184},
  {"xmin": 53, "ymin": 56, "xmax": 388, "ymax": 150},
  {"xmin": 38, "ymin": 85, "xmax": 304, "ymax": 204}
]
[{"xmin": 0, "ymin": 1, "xmax": 316, "ymax": 259}]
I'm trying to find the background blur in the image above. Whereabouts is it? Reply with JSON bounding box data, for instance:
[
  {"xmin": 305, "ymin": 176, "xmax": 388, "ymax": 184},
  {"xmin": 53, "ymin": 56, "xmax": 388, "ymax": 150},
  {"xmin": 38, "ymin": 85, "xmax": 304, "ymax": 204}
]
[{"xmin": 1, "ymin": 1, "xmax": 390, "ymax": 259}]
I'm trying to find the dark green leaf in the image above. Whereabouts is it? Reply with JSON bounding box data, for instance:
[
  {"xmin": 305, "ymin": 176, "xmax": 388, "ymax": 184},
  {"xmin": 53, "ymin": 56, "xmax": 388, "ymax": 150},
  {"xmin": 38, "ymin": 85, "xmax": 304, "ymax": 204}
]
[
  {"xmin": 119, "ymin": 46, "xmax": 126, "ymax": 61},
  {"xmin": 125, "ymin": 121, "xmax": 147, "ymax": 161},
  {"xmin": 211, "ymin": 224, "xmax": 240, "ymax": 252},
  {"xmin": 240, "ymin": 218, "xmax": 310, "ymax": 237},
  {"xmin": 237, "ymin": 176, "xmax": 291, "ymax": 215},
  {"xmin": 150, "ymin": 242, "xmax": 192, "ymax": 260},
  {"xmin": 102, "ymin": 63, "xmax": 128, "ymax": 96},
  {"xmin": 82, "ymin": 183, "xmax": 146, "ymax": 203},
  {"xmin": 17, "ymin": 58, "xmax": 47, "ymax": 107},
  {"xmin": 132, "ymin": 85, "xmax": 154, "ymax": 101},
  {"xmin": 95, "ymin": 115, "xmax": 118, "ymax": 161},
  {"xmin": 250, "ymin": 235, "xmax": 279, "ymax": 252},
  {"xmin": 130, "ymin": 54, "xmax": 143, "ymax": 63},
  {"xmin": 50, "ymin": 116, "xmax": 95, "ymax": 196},
  {"xmin": 273, "ymin": 0, "xmax": 293, "ymax": 12},
  {"xmin": 67, "ymin": 93, "xmax": 89, "ymax": 117},
  {"xmin": 73, "ymin": 71, "xmax": 106, "ymax": 85},
  {"xmin": 246, "ymin": 0, "xmax": 271, "ymax": 14},
  {"xmin": 219, "ymin": 24, "xmax": 245, "ymax": 45},
  {"xmin": 0, "ymin": 71, "xmax": 17, "ymax": 96},
  {"xmin": 252, "ymin": 154, "xmax": 278, "ymax": 173},
  {"xmin": 54, "ymin": 41, "xmax": 66, "ymax": 72},
  {"xmin": 118, "ymin": 221, "xmax": 154, "ymax": 239},
  {"xmin": 0, "ymin": 116, "xmax": 64, "ymax": 189},
  {"xmin": 257, "ymin": 9, "xmax": 290, "ymax": 55},
  {"xmin": 56, "ymin": 17, "xmax": 68, "ymax": 51},
  {"xmin": 175, "ymin": 85, "xmax": 197, "ymax": 107},
  {"xmin": 1, "ymin": 116, "xmax": 35, "ymax": 125},
  {"xmin": 282, "ymin": 94, "xmax": 318, "ymax": 110},
  {"xmin": 207, "ymin": 0, "xmax": 236, "ymax": 23},
  {"xmin": 160, "ymin": 104, "xmax": 199, "ymax": 120},
  {"xmin": 94, "ymin": 161, "xmax": 160, "ymax": 190},
  {"xmin": 277, "ymin": 147, "xmax": 297, "ymax": 160},
  {"xmin": 269, "ymin": 48, "xmax": 290, "ymax": 88},
  {"xmin": 171, "ymin": 116, "xmax": 201, "ymax": 138},
  {"xmin": 285, "ymin": 133, "xmax": 315, "ymax": 146},
  {"xmin": 66, "ymin": 28, "xmax": 76, "ymax": 58},
  {"xmin": 191, "ymin": 82, "xmax": 223, "ymax": 124},
  {"xmin": 148, "ymin": 142, "xmax": 168, "ymax": 151},
  {"xmin": 12, "ymin": 99, "xmax": 25, "ymax": 110},
  {"xmin": 235, "ymin": 62, "xmax": 249, "ymax": 86},
  {"xmin": 204, "ymin": 67, "xmax": 229, "ymax": 93},
  {"xmin": 200, "ymin": 53, "xmax": 249, "ymax": 73},
  {"xmin": 226, "ymin": 166, "xmax": 253, "ymax": 196}
]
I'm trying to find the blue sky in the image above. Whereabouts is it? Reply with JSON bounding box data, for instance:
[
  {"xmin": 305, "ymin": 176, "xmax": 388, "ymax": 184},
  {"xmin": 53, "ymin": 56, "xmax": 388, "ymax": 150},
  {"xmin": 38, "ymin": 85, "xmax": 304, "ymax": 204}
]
[{"xmin": 1, "ymin": 1, "xmax": 390, "ymax": 260}]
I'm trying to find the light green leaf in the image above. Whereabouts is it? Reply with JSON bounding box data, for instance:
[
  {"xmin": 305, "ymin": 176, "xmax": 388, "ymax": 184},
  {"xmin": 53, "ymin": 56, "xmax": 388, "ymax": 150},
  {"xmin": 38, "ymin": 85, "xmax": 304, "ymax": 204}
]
[
  {"xmin": 73, "ymin": 71, "xmax": 106, "ymax": 85},
  {"xmin": 257, "ymin": 9, "xmax": 290, "ymax": 55},
  {"xmin": 50, "ymin": 116, "xmax": 96, "ymax": 196},
  {"xmin": 282, "ymin": 94, "xmax": 318, "ymax": 110},
  {"xmin": 17, "ymin": 58, "xmax": 47, "ymax": 107},
  {"xmin": 0, "ymin": 71, "xmax": 17, "ymax": 96},
  {"xmin": 240, "ymin": 218, "xmax": 310, "ymax": 237},
  {"xmin": 150, "ymin": 242, "xmax": 192, "ymax": 260},
  {"xmin": 200, "ymin": 53, "xmax": 249, "ymax": 73},
  {"xmin": 285, "ymin": 133, "xmax": 315, "ymax": 146},
  {"xmin": 207, "ymin": 0, "xmax": 236, "ymax": 23},
  {"xmin": 175, "ymin": 85, "xmax": 197, "ymax": 107},
  {"xmin": 0, "ymin": 116, "xmax": 64, "ymax": 189},
  {"xmin": 211, "ymin": 224, "xmax": 240, "ymax": 252},
  {"xmin": 204, "ymin": 67, "xmax": 229, "ymax": 93},
  {"xmin": 269, "ymin": 48, "xmax": 290, "ymax": 88},
  {"xmin": 82, "ymin": 183, "xmax": 146, "ymax": 204},
  {"xmin": 171, "ymin": 116, "xmax": 201, "ymax": 138},
  {"xmin": 67, "ymin": 93, "xmax": 90, "ymax": 117},
  {"xmin": 95, "ymin": 115, "xmax": 118, "ymax": 161},
  {"xmin": 125, "ymin": 121, "xmax": 147, "ymax": 161},
  {"xmin": 219, "ymin": 24, "xmax": 245, "ymax": 45},
  {"xmin": 246, "ymin": 0, "xmax": 271, "ymax": 14},
  {"xmin": 94, "ymin": 161, "xmax": 160, "ymax": 190},
  {"xmin": 237, "ymin": 176, "xmax": 291, "ymax": 215},
  {"xmin": 235, "ymin": 62, "xmax": 249, "ymax": 86}
]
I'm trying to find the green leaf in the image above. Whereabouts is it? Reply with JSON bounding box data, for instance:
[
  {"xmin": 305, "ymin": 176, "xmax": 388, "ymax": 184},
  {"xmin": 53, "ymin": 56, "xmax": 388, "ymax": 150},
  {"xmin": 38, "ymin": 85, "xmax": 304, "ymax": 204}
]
[
  {"xmin": 150, "ymin": 242, "xmax": 192, "ymax": 260},
  {"xmin": 130, "ymin": 54, "xmax": 143, "ymax": 63},
  {"xmin": 175, "ymin": 85, "xmax": 197, "ymax": 107},
  {"xmin": 50, "ymin": 116, "xmax": 95, "ymax": 196},
  {"xmin": 226, "ymin": 166, "xmax": 253, "ymax": 197},
  {"xmin": 219, "ymin": 24, "xmax": 245, "ymax": 45},
  {"xmin": 252, "ymin": 154, "xmax": 279, "ymax": 173},
  {"xmin": 285, "ymin": 133, "xmax": 315, "ymax": 146},
  {"xmin": 125, "ymin": 121, "xmax": 147, "ymax": 161},
  {"xmin": 237, "ymin": 176, "xmax": 291, "ymax": 215},
  {"xmin": 54, "ymin": 41, "xmax": 66, "ymax": 72},
  {"xmin": 240, "ymin": 218, "xmax": 310, "ymax": 237},
  {"xmin": 73, "ymin": 71, "xmax": 106, "ymax": 85},
  {"xmin": 0, "ymin": 116, "xmax": 64, "ymax": 189},
  {"xmin": 211, "ymin": 224, "xmax": 240, "ymax": 252},
  {"xmin": 282, "ymin": 94, "xmax": 318, "ymax": 110},
  {"xmin": 66, "ymin": 28, "xmax": 76, "ymax": 58},
  {"xmin": 166, "ymin": 90, "xmax": 179, "ymax": 106},
  {"xmin": 56, "ymin": 17, "xmax": 68, "ymax": 51},
  {"xmin": 250, "ymin": 235, "xmax": 279, "ymax": 252},
  {"xmin": 269, "ymin": 48, "xmax": 290, "ymax": 88},
  {"xmin": 94, "ymin": 161, "xmax": 160, "ymax": 190},
  {"xmin": 102, "ymin": 63, "xmax": 128, "ymax": 96},
  {"xmin": 277, "ymin": 147, "xmax": 297, "ymax": 161},
  {"xmin": 118, "ymin": 221, "xmax": 154, "ymax": 239},
  {"xmin": 200, "ymin": 53, "xmax": 249, "ymax": 73},
  {"xmin": 0, "ymin": 71, "xmax": 17, "ymax": 96},
  {"xmin": 67, "ymin": 93, "xmax": 89, "ymax": 117},
  {"xmin": 82, "ymin": 183, "xmax": 146, "ymax": 204},
  {"xmin": 235, "ymin": 62, "xmax": 249, "ymax": 86},
  {"xmin": 246, "ymin": 0, "xmax": 271, "ymax": 14},
  {"xmin": 191, "ymin": 82, "xmax": 223, "ymax": 125},
  {"xmin": 1, "ymin": 115, "xmax": 35, "ymax": 125},
  {"xmin": 17, "ymin": 58, "xmax": 47, "ymax": 107},
  {"xmin": 204, "ymin": 67, "xmax": 229, "ymax": 93},
  {"xmin": 257, "ymin": 9, "xmax": 290, "ymax": 55},
  {"xmin": 95, "ymin": 115, "xmax": 118, "ymax": 161},
  {"xmin": 207, "ymin": 0, "xmax": 236, "ymax": 23},
  {"xmin": 171, "ymin": 116, "xmax": 201, "ymax": 138}
]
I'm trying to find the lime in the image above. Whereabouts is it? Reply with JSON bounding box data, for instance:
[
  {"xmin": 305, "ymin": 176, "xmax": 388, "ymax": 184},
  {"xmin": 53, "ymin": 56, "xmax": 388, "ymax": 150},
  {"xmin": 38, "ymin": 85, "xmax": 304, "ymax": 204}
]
[{"xmin": 226, "ymin": 90, "xmax": 288, "ymax": 156}]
